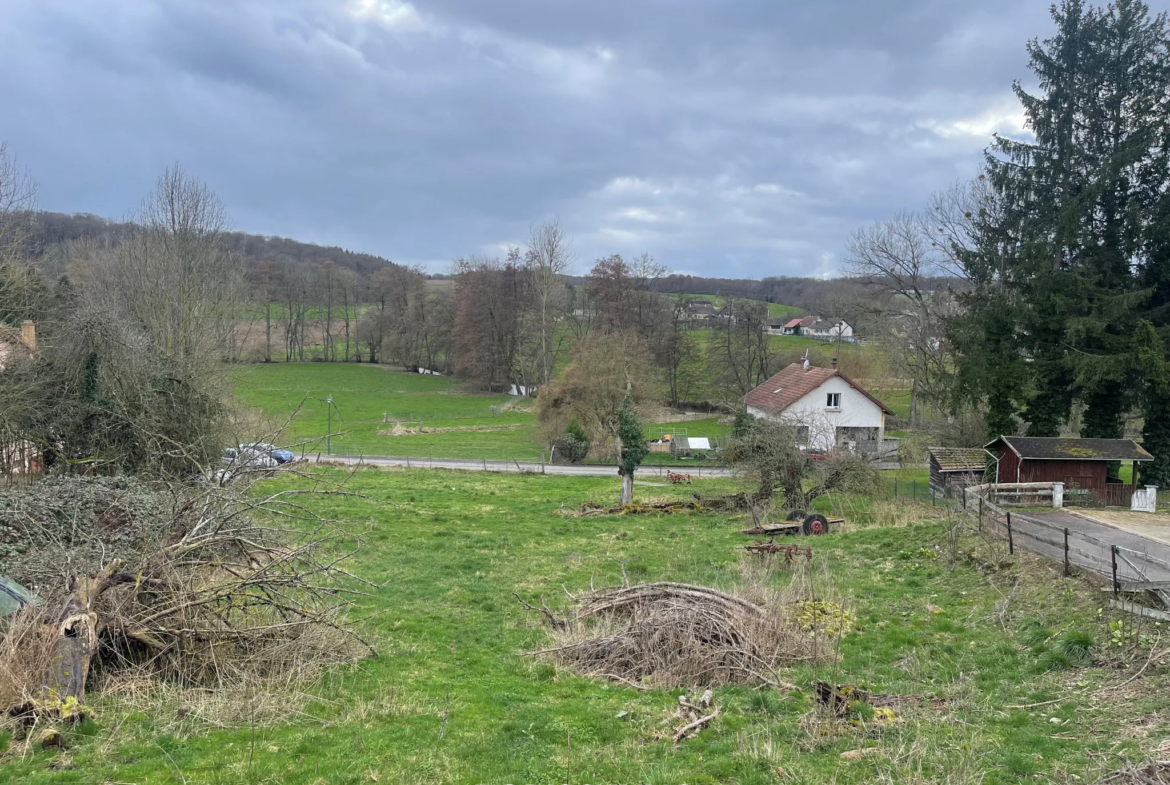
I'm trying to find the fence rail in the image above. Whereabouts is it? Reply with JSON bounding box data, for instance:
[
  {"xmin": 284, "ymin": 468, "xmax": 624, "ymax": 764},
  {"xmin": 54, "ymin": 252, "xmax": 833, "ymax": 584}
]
[{"xmin": 957, "ymin": 486, "xmax": 1170, "ymax": 601}]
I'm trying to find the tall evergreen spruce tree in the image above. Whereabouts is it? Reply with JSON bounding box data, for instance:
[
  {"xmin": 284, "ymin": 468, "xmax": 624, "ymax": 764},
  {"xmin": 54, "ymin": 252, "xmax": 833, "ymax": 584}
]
[{"xmin": 954, "ymin": 0, "xmax": 1170, "ymax": 455}]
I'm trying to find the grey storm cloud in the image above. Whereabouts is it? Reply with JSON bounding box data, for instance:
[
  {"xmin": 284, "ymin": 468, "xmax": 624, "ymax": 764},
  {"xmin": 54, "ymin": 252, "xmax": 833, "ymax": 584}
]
[{"xmin": 3, "ymin": 0, "xmax": 1163, "ymax": 277}]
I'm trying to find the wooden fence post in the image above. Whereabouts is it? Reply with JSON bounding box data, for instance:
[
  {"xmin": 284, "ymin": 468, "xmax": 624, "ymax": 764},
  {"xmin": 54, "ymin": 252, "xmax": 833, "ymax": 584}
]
[
  {"xmin": 978, "ymin": 497, "xmax": 983, "ymax": 531},
  {"xmin": 1111, "ymin": 546, "xmax": 1120, "ymax": 596},
  {"xmin": 1006, "ymin": 512, "xmax": 1014, "ymax": 555},
  {"xmin": 1063, "ymin": 528, "xmax": 1070, "ymax": 576}
]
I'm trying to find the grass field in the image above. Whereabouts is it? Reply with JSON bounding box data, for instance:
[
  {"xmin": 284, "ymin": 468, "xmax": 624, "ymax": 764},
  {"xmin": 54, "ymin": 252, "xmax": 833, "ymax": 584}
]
[
  {"xmin": 232, "ymin": 364, "xmax": 734, "ymax": 463},
  {"xmin": 677, "ymin": 293, "xmax": 803, "ymax": 320},
  {"xmin": 10, "ymin": 469, "xmax": 1163, "ymax": 784}
]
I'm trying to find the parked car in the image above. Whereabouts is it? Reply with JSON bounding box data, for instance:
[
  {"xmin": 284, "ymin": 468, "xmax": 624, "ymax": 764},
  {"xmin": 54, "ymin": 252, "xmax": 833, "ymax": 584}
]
[
  {"xmin": 222, "ymin": 445, "xmax": 278, "ymax": 470},
  {"xmin": 241, "ymin": 442, "xmax": 295, "ymax": 464}
]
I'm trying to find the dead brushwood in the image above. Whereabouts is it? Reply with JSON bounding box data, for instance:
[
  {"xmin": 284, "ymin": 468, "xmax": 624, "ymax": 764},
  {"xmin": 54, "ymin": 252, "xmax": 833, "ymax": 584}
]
[
  {"xmin": 1095, "ymin": 763, "xmax": 1170, "ymax": 785},
  {"xmin": 522, "ymin": 579, "xmax": 837, "ymax": 689},
  {"xmin": 556, "ymin": 500, "xmax": 702, "ymax": 517},
  {"xmin": 0, "ymin": 466, "xmax": 377, "ymax": 723}
]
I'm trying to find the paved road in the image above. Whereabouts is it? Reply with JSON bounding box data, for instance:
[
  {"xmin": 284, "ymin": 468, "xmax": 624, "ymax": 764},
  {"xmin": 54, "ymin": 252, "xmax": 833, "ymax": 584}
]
[
  {"xmin": 306, "ymin": 454, "xmax": 738, "ymax": 479},
  {"xmin": 1010, "ymin": 510, "xmax": 1170, "ymax": 584}
]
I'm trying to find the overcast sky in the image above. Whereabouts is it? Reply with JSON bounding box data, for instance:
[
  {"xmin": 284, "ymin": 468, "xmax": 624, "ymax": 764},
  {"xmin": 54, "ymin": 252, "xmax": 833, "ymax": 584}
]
[{"xmin": 3, "ymin": 0, "xmax": 1158, "ymax": 277}]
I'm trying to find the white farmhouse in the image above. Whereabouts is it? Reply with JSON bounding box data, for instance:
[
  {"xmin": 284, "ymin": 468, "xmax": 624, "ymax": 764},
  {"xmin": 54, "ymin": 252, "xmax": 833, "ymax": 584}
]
[
  {"xmin": 743, "ymin": 361, "xmax": 892, "ymax": 454},
  {"xmin": 803, "ymin": 318, "xmax": 853, "ymax": 341}
]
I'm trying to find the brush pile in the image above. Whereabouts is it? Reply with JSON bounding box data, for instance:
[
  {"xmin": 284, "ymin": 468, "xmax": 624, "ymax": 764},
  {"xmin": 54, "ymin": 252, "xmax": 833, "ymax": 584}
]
[
  {"xmin": 556, "ymin": 500, "xmax": 702, "ymax": 517},
  {"xmin": 0, "ymin": 473, "xmax": 373, "ymax": 722},
  {"xmin": 1096, "ymin": 763, "xmax": 1170, "ymax": 785},
  {"xmin": 525, "ymin": 581, "xmax": 832, "ymax": 689}
]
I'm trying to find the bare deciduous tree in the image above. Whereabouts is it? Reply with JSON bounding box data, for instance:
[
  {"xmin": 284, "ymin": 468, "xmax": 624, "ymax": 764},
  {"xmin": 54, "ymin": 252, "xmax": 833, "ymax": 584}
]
[
  {"xmin": 847, "ymin": 204, "xmax": 971, "ymax": 424},
  {"xmin": 525, "ymin": 219, "xmax": 575, "ymax": 386},
  {"xmin": 91, "ymin": 166, "xmax": 242, "ymax": 366},
  {"xmin": 0, "ymin": 142, "xmax": 41, "ymax": 324}
]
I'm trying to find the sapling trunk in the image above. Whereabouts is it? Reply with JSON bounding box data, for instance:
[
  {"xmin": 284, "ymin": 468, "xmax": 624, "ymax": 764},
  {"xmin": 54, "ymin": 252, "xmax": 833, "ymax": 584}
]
[{"xmin": 621, "ymin": 472, "xmax": 634, "ymax": 505}]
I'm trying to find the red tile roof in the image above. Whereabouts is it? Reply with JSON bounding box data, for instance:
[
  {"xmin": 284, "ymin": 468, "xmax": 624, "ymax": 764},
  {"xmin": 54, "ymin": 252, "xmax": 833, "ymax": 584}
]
[
  {"xmin": 744, "ymin": 363, "xmax": 894, "ymax": 416},
  {"xmin": 783, "ymin": 318, "xmax": 804, "ymax": 329}
]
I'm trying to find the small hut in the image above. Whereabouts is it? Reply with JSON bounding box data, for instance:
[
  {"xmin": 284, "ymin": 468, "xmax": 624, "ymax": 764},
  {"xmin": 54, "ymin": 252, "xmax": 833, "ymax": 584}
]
[
  {"xmin": 928, "ymin": 447, "xmax": 989, "ymax": 497},
  {"xmin": 985, "ymin": 436, "xmax": 1154, "ymax": 507}
]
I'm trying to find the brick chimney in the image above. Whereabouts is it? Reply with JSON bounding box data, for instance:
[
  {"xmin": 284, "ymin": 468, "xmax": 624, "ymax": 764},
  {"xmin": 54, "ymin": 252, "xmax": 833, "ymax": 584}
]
[
  {"xmin": 831, "ymin": 357, "xmax": 838, "ymax": 370},
  {"xmin": 20, "ymin": 320, "xmax": 35, "ymax": 352}
]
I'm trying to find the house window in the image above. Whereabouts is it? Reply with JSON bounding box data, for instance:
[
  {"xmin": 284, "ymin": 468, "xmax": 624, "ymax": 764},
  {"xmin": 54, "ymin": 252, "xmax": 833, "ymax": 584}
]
[
  {"xmin": 796, "ymin": 426, "xmax": 809, "ymax": 444},
  {"xmin": 826, "ymin": 393, "xmax": 841, "ymax": 409}
]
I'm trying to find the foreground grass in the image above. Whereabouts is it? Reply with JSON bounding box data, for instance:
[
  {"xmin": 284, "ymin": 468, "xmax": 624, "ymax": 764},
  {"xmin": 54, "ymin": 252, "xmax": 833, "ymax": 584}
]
[{"xmin": 6, "ymin": 469, "xmax": 1166, "ymax": 784}]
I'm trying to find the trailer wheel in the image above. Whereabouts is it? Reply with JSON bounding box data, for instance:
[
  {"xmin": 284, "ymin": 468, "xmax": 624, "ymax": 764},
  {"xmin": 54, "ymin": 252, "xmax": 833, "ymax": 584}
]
[
  {"xmin": 802, "ymin": 513, "xmax": 830, "ymax": 536},
  {"xmin": 785, "ymin": 509, "xmax": 806, "ymax": 522}
]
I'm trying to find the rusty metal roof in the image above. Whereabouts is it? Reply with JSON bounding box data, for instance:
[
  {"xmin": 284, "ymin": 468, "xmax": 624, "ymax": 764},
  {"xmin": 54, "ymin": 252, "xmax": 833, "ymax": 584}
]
[
  {"xmin": 928, "ymin": 447, "xmax": 988, "ymax": 472},
  {"xmin": 744, "ymin": 363, "xmax": 894, "ymax": 416},
  {"xmin": 985, "ymin": 436, "xmax": 1154, "ymax": 461}
]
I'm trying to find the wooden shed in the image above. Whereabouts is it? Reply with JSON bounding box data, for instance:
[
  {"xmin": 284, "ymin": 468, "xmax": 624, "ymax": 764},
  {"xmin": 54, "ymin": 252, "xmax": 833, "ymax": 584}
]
[
  {"xmin": 985, "ymin": 436, "xmax": 1154, "ymax": 507},
  {"xmin": 928, "ymin": 447, "xmax": 990, "ymax": 496}
]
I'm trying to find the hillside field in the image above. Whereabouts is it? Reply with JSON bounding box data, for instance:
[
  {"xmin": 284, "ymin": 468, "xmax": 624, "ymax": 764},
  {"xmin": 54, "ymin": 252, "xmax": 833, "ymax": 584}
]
[
  {"xmin": 231, "ymin": 363, "xmax": 732, "ymax": 463},
  {"xmin": 7, "ymin": 469, "xmax": 1162, "ymax": 784}
]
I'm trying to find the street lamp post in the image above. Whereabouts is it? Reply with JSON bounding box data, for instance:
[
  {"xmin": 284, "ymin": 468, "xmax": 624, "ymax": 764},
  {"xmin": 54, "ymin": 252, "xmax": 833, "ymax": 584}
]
[{"xmin": 326, "ymin": 395, "xmax": 333, "ymax": 455}]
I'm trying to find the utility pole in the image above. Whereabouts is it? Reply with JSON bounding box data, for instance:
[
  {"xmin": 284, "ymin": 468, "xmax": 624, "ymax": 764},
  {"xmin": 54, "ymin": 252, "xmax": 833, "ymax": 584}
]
[{"xmin": 326, "ymin": 395, "xmax": 333, "ymax": 455}]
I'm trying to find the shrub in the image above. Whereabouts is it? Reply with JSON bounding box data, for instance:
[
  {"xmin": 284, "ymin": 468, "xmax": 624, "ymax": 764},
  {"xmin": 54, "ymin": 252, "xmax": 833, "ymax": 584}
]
[
  {"xmin": 553, "ymin": 430, "xmax": 590, "ymax": 465},
  {"xmin": 565, "ymin": 419, "xmax": 588, "ymax": 444}
]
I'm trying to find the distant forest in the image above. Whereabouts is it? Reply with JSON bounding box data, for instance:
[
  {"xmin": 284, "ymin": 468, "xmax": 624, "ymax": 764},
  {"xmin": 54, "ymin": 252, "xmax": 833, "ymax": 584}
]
[
  {"xmin": 30, "ymin": 211, "xmax": 919, "ymax": 315},
  {"xmin": 27, "ymin": 211, "xmax": 400, "ymax": 278}
]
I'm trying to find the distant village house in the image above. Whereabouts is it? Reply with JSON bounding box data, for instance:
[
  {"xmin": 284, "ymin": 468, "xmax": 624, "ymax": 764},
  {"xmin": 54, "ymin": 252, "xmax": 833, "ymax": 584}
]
[
  {"xmin": 0, "ymin": 321, "xmax": 40, "ymax": 476},
  {"xmin": 685, "ymin": 300, "xmax": 718, "ymax": 320},
  {"xmin": 771, "ymin": 315, "xmax": 853, "ymax": 341}
]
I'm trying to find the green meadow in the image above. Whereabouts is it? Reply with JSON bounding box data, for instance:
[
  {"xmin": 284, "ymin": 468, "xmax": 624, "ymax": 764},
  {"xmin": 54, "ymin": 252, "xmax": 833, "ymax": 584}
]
[
  {"xmin": 8, "ymin": 469, "xmax": 1157, "ymax": 784},
  {"xmin": 231, "ymin": 363, "xmax": 734, "ymax": 464}
]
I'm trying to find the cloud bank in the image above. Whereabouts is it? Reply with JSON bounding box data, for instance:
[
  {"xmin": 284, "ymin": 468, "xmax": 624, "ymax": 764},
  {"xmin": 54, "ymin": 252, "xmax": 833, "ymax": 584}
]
[{"xmin": 3, "ymin": 0, "xmax": 1145, "ymax": 276}]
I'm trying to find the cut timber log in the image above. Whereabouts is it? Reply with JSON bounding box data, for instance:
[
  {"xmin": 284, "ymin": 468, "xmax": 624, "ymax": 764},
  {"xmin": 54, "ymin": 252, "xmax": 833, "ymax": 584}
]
[{"xmin": 40, "ymin": 561, "xmax": 125, "ymax": 716}]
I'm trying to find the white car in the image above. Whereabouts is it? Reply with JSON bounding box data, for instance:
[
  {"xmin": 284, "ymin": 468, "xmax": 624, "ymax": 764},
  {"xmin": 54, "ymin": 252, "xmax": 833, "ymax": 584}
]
[{"xmin": 222, "ymin": 446, "xmax": 279, "ymax": 469}]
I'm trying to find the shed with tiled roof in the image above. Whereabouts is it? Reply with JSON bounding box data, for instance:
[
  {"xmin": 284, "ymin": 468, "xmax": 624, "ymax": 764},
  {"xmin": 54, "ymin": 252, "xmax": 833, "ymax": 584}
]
[{"xmin": 928, "ymin": 447, "xmax": 990, "ymax": 496}]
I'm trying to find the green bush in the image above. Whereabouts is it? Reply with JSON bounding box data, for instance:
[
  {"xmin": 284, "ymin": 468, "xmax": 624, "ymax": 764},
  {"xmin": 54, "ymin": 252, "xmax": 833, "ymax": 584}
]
[
  {"xmin": 565, "ymin": 419, "xmax": 588, "ymax": 444},
  {"xmin": 553, "ymin": 420, "xmax": 590, "ymax": 465}
]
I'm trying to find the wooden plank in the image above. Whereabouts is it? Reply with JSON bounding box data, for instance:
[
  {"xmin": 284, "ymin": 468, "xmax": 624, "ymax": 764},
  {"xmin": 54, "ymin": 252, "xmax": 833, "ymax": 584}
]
[
  {"xmin": 1109, "ymin": 600, "xmax": 1170, "ymax": 622},
  {"xmin": 1117, "ymin": 580, "xmax": 1170, "ymax": 592}
]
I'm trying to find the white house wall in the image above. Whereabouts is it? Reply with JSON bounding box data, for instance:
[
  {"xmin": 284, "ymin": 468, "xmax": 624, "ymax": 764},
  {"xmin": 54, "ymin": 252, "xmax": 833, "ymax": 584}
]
[{"xmin": 746, "ymin": 376, "xmax": 884, "ymax": 452}]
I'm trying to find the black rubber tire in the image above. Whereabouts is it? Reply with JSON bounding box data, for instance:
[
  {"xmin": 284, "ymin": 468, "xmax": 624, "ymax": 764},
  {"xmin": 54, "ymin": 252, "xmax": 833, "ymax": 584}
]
[
  {"xmin": 802, "ymin": 513, "xmax": 830, "ymax": 536},
  {"xmin": 785, "ymin": 509, "xmax": 807, "ymax": 522}
]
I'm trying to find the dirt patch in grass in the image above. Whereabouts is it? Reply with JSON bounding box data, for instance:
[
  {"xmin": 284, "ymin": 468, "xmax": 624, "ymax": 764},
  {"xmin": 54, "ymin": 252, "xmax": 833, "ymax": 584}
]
[{"xmin": 378, "ymin": 423, "xmax": 528, "ymax": 436}]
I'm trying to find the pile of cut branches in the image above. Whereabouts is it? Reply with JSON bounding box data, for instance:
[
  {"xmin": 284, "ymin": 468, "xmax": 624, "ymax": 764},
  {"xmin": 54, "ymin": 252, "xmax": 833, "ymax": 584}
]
[
  {"xmin": 1096, "ymin": 763, "xmax": 1170, "ymax": 785},
  {"xmin": 0, "ymin": 471, "xmax": 374, "ymax": 723},
  {"xmin": 556, "ymin": 500, "xmax": 702, "ymax": 517},
  {"xmin": 522, "ymin": 581, "xmax": 833, "ymax": 689}
]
